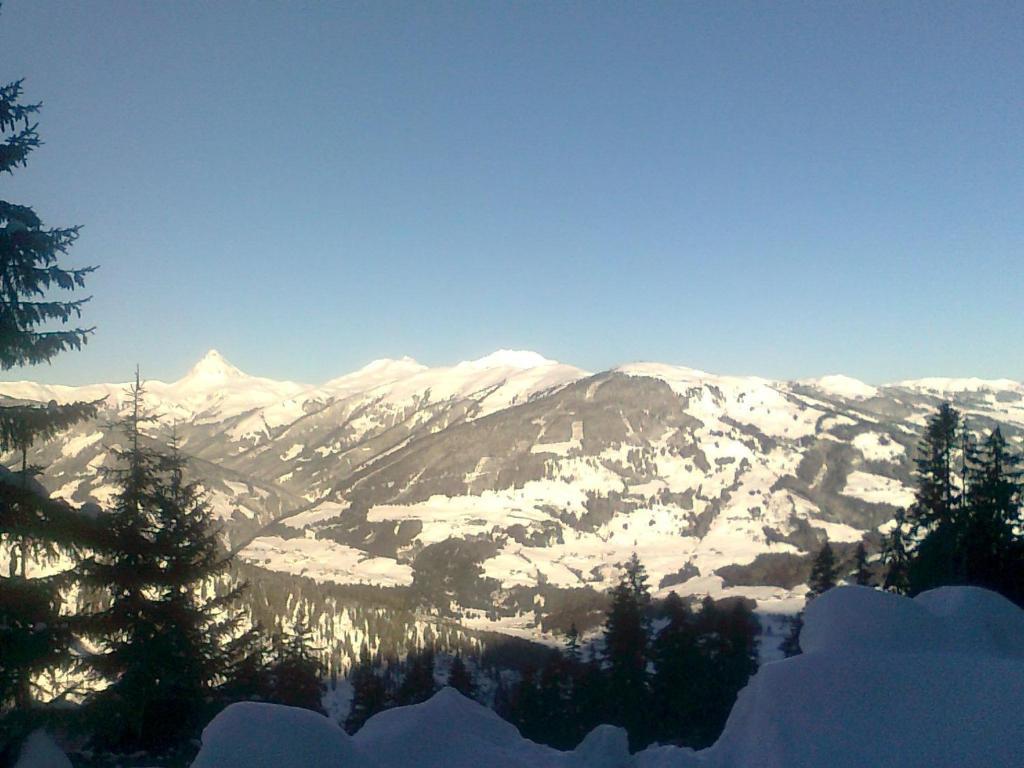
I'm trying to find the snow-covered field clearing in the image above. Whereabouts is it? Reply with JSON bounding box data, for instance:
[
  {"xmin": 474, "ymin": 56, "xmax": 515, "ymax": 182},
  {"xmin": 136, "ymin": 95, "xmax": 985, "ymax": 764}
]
[{"xmin": 242, "ymin": 536, "xmax": 414, "ymax": 587}]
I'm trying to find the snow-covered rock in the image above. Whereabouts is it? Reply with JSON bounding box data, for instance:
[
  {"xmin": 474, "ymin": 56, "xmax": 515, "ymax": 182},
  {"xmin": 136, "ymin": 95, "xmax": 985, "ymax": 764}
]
[{"xmin": 191, "ymin": 701, "xmax": 373, "ymax": 768}]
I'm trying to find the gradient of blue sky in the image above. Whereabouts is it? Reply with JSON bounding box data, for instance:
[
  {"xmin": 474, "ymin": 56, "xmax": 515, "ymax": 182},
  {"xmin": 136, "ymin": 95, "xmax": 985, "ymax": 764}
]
[{"xmin": 2, "ymin": 1, "xmax": 1021, "ymax": 385}]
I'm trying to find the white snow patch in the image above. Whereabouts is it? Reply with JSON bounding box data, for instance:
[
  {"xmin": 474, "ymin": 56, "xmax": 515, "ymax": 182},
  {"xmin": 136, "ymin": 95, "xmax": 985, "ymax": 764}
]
[
  {"xmin": 279, "ymin": 444, "xmax": 304, "ymax": 462},
  {"xmin": 241, "ymin": 536, "xmax": 412, "ymax": 587},
  {"xmin": 852, "ymin": 431, "xmax": 905, "ymax": 463},
  {"xmin": 281, "ymin": 501, "xmax": 350, "ymax": 529},
  {"xmin": 60, "ymin": 431, "xmax": 103, "ymax": 458},
  {"xmin": 841, "ymin": 471, "xmax": 914, "ymax": 507},
  {"xmin": 803, "ymin": 374, "xmax": 879, "ymax": 400}
]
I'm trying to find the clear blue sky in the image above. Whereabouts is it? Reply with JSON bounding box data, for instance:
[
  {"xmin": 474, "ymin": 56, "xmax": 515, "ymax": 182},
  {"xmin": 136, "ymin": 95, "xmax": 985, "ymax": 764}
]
[{"xmin": 2, "ymin": 1, "xmax": 1021, "ymax": 385}]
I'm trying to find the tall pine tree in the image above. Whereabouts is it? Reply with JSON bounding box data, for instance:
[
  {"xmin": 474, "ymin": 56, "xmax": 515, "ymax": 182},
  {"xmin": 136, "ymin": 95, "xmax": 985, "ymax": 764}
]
[
  {"xmin": 807, "ymin": 540, "xmax": 838, "ymax": 598},
  {"xmin": 906, "ymin": 403, "xmax": 962, "ymax": 533},
  {"xmin": 446, "ymin": 654, "xmax": 475, "ymax": 699},
  {"xmin": 0, "ymin": 78, "xmax": 95, "ymax": 367},
  {"xmin": 882, "ymin": 508, "xmax": 911, "ymax": 594},
  {"xmin": 602, "ymin": 553, "xmax": 652, "ymax": 749},
  {"xmin": 850, "ymin": 541, "xmax": 872, "ymax": 586},
  {"xmin": 0, "ymin": 65, "xmax": 98, "ymax": 737},
  {"xmin": 79, "ymin": 376, "xmax": 247, "ymax": 753},
  {"xmin": 960, "ymin": 427, "xmax": 1023, "ymax": 602}
]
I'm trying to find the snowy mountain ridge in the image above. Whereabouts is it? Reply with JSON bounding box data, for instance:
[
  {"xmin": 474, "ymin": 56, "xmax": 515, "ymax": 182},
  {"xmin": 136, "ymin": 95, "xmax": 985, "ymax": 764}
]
[{"xmin": 3, "ymin": 350, "xmax": 1023, "ymax": 641}]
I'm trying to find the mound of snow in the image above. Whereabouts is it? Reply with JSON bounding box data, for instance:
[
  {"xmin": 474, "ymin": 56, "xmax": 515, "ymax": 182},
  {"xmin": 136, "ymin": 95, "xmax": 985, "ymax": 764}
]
[
  {"xmin": 636, "ymin": 586, "xmax": 1024, "ymax": 768},
  {"xmin": 353, "ymin": 687, "xmax": 557, "ymax": 768},
  {"xmin": 913, "ymin": 586, "xmax": 1024, "ymax": 659},
  {"xmin": 800, "ymin": 584, "xmax": 1024, "ymax": 658},
  {"xmin": 799, "ymin": 585, "xmax": 946, "ymax": 655},
  {"xmin": 353, "ymin": 687, "xmax": 631, "ymax": 768},
  {"xmin": 13, "ymin": 731, "xmax": 71, "ymax": 768},
  {"xmin": 571, "ymin": 724, "xmax": 633, "ymax": 768},
  {"xmin": 191, "ymin": 701, "xmax": 373, "ymax": 768}
]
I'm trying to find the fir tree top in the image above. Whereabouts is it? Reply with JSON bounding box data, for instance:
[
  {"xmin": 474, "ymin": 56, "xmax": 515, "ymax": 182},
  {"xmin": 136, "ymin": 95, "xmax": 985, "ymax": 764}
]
[{"xmin": 1, "ymin": 78, "xmax": 96, "ymax": 369}]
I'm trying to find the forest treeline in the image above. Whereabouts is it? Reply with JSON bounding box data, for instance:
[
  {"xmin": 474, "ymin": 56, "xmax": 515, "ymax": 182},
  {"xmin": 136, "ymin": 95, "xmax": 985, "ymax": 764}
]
[{"xmin": 346, "ymin": 556, "xmax": 760, "ymax": 752}]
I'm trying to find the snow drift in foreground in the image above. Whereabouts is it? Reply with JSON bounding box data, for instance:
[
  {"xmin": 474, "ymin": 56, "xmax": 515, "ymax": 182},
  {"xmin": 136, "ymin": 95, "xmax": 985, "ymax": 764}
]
[
  {"xmin": 189, "ymin": 701, "xmax": 369, "ymax": 768},
  {"xmin": 183, "ymin": 587, "xmax": 1024, "ymax": 768},
  {"xmin": 12, "ymin": 730, "xmax": 72, "ymax": 768}
]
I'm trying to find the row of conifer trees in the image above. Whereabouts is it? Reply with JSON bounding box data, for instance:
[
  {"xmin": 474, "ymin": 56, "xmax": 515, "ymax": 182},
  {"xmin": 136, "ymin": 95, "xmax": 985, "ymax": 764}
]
[
  {"xmin": 782, "ymin": 402, "xmax": 1024, "ymax": 656},
  {"xmin": 345, "ymin": 553, "xmax": 760, "ymax": 752}
]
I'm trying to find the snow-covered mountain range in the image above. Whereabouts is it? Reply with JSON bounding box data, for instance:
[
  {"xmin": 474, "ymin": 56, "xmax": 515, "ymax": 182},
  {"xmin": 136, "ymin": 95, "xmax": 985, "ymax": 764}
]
[{"xmin": 3, "ymin": 350, "xmax": 1023, "ymax": 638}]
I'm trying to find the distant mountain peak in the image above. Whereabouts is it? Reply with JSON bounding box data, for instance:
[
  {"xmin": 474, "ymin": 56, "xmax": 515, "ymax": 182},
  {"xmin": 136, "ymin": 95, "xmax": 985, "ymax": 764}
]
[
  {"xmin": 459, "ymin": 350, "xmax": 557, "ymax": 371},
  {"xmin": 180, "ymin": 349, "xmax": 246, "ymax": 383}
]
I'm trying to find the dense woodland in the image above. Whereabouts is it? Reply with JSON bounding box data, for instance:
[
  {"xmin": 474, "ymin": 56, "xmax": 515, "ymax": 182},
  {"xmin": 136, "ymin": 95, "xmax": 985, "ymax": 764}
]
[{"xmin": 2, "ymin": 23, "xmax": 1024, "ymax": 768}]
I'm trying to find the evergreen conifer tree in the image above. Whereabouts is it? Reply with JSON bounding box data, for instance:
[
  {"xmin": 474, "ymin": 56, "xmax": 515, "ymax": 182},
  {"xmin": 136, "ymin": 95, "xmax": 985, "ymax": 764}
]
[
  {"xmin": 701, "ymin": 600, "xmax": 758, "ymax": 746},
  {"xmin": 345, "ymin": 645, "xmax": 388, "ymax": 733},
  {"xmin": 602, "ymin": 552, "xmax": 652, "ymax": 749},
  {"xmin": 266, "ymin": 609, "xmax": 324, "ymax": 713},
  {"xmin": 79, "ymin": 376, "xmax": 249, "ymax": 753},
  {"xmin": 882, "ymin": 508, "xmax": 911, "ymax": 594},
  {"xmin": 779, "ymin": 612, "xmax": 803, "ymax": 658},
  {"xmin": 446, "ymin": 653, "xmax": 474, "ymax": 699},
  {"xmin": 564, "ymin": 622, "xmax": 581, "ymax": 663},
  {"xmin": 0, "ymin": 66, "xmax": 98, "ymax": 735},
  {"xmin": 902, "ymin": 405, "xmax": 1024, "ymax": 600},
  {"xmin": 851, "ymin": 541, "xmax": 872, "ymax": 586},
  {"xmin": 906, "ymin": 403, "xmax": 962, "ymax": 533},
  {"xmin": 807, "ymin": 540, "xmax": 838, "ymax": 597},
  {"xmin": 0, "ymin": 79, "xmax": 95, "ymax": 367},
  {"xmin": 650, "ymin": 591, "xmax": 701, "ymax": 744},
  {"xmin": 960, "ymin": 427, "xmax": 1023, "ymax": 602},
  {"xmin": 394, "ymin": 648, "xmax": 436, "ymax": 706}
]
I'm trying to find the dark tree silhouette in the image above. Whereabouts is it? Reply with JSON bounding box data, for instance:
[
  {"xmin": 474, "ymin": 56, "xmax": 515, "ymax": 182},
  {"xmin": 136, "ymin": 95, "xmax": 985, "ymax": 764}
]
[
  {"xmin": 882, "ymin": 508, "xmax": 911, "ymax": 594},
  {"xmin": 907, "ymin": 403, "xmax": 962, "ymax": 533},
  {"xmin": 807, "ymin": 540, "xmax": 838, "ymax": 597},
  {"xmin": 850, "ymin": 542, "xmax": 872, "ymax": 586},
  {"xmin": 394, "ymin": 648, "xmax": 436, "ymax": 706},
  {"xmin": 0, "ymin": 65, "xmax": 99, "ymax": 738},
  {"xmin": 446, "ymin": 654, "xmax": 475, "ymax": 699},
  {"xmin": 0, "ymin": 79, "xmax": 95, "ymax": 368},
  {"xmin": 602, "ymin": 553, "xmax": 651, "ymax": 748},
  {"xmin": 265, "ymin": 610, "xmax": 324, "ymax": 714},
  {"xmin": 79, "ymin": 376, "xmax": 249, "ymax": 753},
  {"xmin": 345, "ymin": 645, "xmax": 388, "ymax": 733}
]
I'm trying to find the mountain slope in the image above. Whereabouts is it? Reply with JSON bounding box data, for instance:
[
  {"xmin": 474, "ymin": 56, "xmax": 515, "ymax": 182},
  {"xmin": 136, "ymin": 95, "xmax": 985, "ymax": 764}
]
[{"xmin": 3, "ymin": 351, "xmax": 1022, "ymax": 642}]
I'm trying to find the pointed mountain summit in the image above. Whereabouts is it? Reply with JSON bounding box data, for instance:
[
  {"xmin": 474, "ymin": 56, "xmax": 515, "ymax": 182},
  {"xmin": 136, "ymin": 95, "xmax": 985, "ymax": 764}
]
[{"xmin": 179, "ymin": 349, "xmax": 247, "ymax": 385}]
